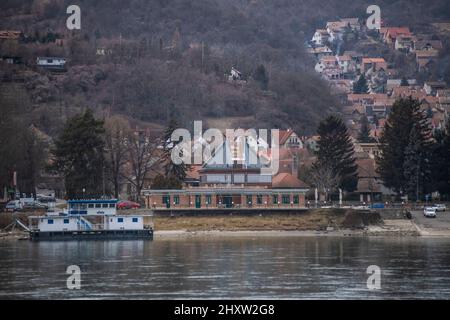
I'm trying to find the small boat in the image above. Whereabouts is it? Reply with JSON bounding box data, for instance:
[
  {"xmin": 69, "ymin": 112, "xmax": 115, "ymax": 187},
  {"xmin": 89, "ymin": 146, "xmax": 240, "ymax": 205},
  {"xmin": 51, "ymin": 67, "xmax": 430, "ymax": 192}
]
[{"xmin": 28, "ymin": 199, "xmax": 153, "ymax": 241}]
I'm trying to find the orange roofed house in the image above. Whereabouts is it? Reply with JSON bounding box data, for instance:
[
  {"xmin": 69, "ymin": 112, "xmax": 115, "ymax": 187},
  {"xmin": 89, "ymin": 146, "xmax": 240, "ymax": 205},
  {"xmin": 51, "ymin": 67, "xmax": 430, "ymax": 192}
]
[
  {"xmin": 383, "ymin": 27, "xmax": 412, "ymax": 45},
  {"xmin": 142, "ymin": 133, "xmax": 309, "ymax": 210}
]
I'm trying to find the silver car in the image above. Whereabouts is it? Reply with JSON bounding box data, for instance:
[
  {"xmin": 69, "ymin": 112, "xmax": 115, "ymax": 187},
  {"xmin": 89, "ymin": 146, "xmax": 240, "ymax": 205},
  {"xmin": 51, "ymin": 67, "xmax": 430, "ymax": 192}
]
[{"xmin": 434, "ymin": 204, "xmax": 447, "ymax": 212}]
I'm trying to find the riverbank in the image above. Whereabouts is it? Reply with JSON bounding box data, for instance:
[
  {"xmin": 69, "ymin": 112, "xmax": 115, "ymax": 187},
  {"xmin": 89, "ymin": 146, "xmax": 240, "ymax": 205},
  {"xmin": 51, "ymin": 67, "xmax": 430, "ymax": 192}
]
[{"xmin": 1, "ymin": 209, "xmax": 439, "ymax": 240}]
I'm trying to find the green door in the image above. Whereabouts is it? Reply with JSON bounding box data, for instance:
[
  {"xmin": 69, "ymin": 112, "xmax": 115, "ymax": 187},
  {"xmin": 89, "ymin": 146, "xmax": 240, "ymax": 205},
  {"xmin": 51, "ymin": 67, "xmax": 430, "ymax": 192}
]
[
  {"xmin": 195, "ymin": 195, "xmax": 201, "ymax": 208},
  {"xmin": 163, "ymin": 195, "xmax": 171, "ymax": 209}
]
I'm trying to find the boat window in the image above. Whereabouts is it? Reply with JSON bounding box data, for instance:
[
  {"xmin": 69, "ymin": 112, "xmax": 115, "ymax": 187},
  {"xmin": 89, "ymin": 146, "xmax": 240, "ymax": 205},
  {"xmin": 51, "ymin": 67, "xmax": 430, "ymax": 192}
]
[
  {"xmin": 109, "ymin": 204, "xmax": 115, "ymax": 208},
  {"xmin": 102, "ymin": 203, "xmax": 108, "ymax": 208},
  {"xmin": 88, "ymin": 204, "xmax": 94, "ymax": 208},
  {"xmin": 95, "ymin": 203, "xmax": 101, "ymax": 208},
  {"xmin": 118, "ymin": 218, "xmax": 124, "ymax": 223},
  {"xmin": 47, "ymin": 219, "xmax": 54, "ymax": 224},
  {"xmin": 63, "ymin": 219, "xmax": 70, "ymax": 224},
  {"xmin": 132, "ymin": 218, "xmax": 138, "ymax": 223}
]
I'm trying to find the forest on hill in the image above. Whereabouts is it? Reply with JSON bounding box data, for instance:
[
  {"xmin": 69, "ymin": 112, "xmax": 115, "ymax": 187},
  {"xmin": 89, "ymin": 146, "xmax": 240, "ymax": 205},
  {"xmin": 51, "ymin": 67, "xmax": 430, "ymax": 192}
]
[{"xmin": 1, "ymin": 0, "xmax": 450, "ymax": 136}]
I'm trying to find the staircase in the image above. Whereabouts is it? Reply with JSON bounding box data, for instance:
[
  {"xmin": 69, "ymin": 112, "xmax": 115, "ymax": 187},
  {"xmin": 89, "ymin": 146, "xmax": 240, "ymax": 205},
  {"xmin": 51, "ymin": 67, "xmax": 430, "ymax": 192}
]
[{"xmin": 77, "ymin": 217, "xmax": 93, "ymax": 231}]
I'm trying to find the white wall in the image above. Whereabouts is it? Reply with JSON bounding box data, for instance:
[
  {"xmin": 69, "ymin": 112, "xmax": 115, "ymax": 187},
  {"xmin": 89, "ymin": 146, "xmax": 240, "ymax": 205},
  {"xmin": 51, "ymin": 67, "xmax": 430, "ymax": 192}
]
[
  {"xmin": 39, "ymin": 217, "xmax": 78, "ymax": 232},
  {"xmin": 105, "ymin": 216, "xmax": 144, "ymax": 230}
]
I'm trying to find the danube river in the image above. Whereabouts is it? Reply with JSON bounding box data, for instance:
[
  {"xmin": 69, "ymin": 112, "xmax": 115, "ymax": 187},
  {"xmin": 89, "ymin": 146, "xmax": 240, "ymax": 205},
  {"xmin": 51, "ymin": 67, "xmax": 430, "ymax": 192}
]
[{"xmin": 1, "ymin": 236, "xmax": 450, "ymax": 299}]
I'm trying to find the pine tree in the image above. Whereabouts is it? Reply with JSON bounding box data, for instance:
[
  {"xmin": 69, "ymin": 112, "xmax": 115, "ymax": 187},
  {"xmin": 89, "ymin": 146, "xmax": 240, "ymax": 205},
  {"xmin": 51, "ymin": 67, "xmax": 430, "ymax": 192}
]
[
  {"xmin": 403, "ymin": 125, "xmax": 424, "ymax": 201},
  {"xmin": 315, "ymin": 115, "xmax": 358, "ymax": 192},
  {"xmin": 353, "ymin": 74, "xmax": 369, "ymax": 94},
  {"xmin": 358, "ymin": 115, "xmax": 375, "ymax": 143},
  {"xmin": 431, "ymin": 120, "xmax": 450, "ymax": 198},
  {"xmin": 51, "ymin": 109, "xmax": 106, "ymax": 199},
  {"xmin": 377, "ymin": 98, "xmax": 432, "ymax": 195},
  {"xmin": 253, "ymin": 64, "xmax": 269, "ymax": 90}
]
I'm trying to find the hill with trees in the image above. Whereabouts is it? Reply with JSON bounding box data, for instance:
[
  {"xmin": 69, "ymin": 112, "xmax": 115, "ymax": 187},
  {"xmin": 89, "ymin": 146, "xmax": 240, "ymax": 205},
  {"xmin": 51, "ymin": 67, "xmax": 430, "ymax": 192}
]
[{"xmin": 1, "ymin": 0, "xmax": 449, "ymax": 138}]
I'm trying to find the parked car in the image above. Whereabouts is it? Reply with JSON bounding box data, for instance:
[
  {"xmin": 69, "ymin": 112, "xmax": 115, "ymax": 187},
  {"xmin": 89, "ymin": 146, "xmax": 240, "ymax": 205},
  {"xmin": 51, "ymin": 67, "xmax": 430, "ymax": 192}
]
[
  {"xmin": 433, "ymin": 204, "xmax": 447, "ymax": 212},
  {"xmin": 4, "ymin": 200, "xmax": 23, "ymax": 212},
  {"xmin": 424, "ymin": 207, "xmax": 437, "ymax": 218},
  {"xmin": 23, "ymin": 201, "xmax": 48, "ymax": 210},
  {"xmin": 117, "ymin": 200, "xmax": 141, "ymax": 210}
]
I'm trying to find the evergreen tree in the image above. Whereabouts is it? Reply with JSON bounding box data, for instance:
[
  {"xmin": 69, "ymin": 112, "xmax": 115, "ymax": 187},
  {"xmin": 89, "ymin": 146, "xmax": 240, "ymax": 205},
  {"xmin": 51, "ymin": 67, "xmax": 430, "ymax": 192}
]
[
  {"xmin": 51, "ymin": 110, "xmax": 106, "ymax": 199},
  {"xmin": 377, "ymin": 98, "xmax": 432, "ymax": 195},
  {"xmin": 430, "ymin": 120, "xmax": 450, "ymax": 198},
  {"xmin": 403, "ymin": 125, "xmax": 429, "ymax": 201},
  {"xmin": 162, "ymin": 119, "xmax": 188, "ymax": 182},
  {"xmin": 315, "ymin": 115, "xmax": 358, "ymax": 192},
  {"xmin": 353, "ymin": 74, "xmax": 369, "ymax": 94},
  {"xmin": 253, "ymin": 64, "xmax": 269, "ymax": 90},
  {"xmin": 358, "ymin": 115, "xmax": 375, "ymax": 143}
]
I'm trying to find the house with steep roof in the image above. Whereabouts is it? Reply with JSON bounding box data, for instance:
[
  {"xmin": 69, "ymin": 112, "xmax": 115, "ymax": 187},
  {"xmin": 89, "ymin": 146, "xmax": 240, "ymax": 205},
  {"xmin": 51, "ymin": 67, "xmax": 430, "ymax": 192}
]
[
  {"xmin": 278, "ymin": 129, "xmax": 303, "ymax": 149},
  {"xmin": 424, "ymin": 82, "xmax": 447, "ymax": 96},
  {"xmin": 383, "ymin": 27, "xmax": 412, "ymax": 45},
  {"xmin": 415, "ymin": 50, "xmax": 439, "ymax": 70},
  {"xmin": 311, "ymin": 29, "xmax": 330, "ymax": 46},
  {"xmin": 413, "ymin": 39, "xmax": 443, "ymax": 52},
  {"xmin": 0, "ymin": 30, "xmax": 22, "ymax": 41},
  {"xmin": 395, "ymin": 35, "xmax": 416, "ymax": 52},
  {"xmin": 362, "ymin": 58, "xmax": 387, "ymax": 73}
]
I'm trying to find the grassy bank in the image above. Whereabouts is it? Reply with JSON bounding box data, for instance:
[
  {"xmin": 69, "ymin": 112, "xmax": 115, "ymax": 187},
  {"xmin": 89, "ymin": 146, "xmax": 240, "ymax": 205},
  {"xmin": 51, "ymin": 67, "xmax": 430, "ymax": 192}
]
[
  {"xmin": 154, "ymin": 209, "xmax": 382, "ymax": 232},
  {"xmin": 0, "ymin": 209, "xmax": 383, "ymax": 235}
]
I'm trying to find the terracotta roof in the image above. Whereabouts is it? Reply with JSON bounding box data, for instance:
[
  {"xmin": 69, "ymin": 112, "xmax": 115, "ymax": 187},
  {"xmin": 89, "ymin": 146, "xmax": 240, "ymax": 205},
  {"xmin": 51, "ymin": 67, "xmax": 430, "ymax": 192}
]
[
  {"xmin": 0, "ymin": 30, "xmax": 21, "ymax": 40},
  {"xmin": 272, "ymin": 173, "xmax": 308, "ymax": 189},
  {"xmin": 416, "ymin": 50, "xmax": 439, "ymax": 58},
  {"xmin": 337, "ymin": 55, "xmax": 352, "ymax": 61},
  {"xmin": 385, "ymin": 27, "xmax": 412, "ymax": 39},
  {"xmin": 362, "ymin": 57, "xmax": 386, "ymax": 64},
  {"xmin": 321, "ymin": 56, "xmax": 337, "ymax": 62},
  {"xmin": 278, "ymin": 130, "xmax": 297, "ymax": 145}
]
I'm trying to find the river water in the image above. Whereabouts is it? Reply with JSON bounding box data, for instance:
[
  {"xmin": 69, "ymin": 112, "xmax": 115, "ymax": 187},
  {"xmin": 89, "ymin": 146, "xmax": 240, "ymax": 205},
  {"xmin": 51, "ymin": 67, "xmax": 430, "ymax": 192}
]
[{"xmin": 1, "ymin": 236, "xmax": 450, "ymax": 299}]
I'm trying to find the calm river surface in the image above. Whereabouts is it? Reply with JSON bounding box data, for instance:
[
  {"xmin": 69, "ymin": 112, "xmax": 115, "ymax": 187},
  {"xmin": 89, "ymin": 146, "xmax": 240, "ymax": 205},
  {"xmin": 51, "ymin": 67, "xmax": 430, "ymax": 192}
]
[{"xmin": 1, "ymin": 236, "xmax": 450, "ymax": 299}]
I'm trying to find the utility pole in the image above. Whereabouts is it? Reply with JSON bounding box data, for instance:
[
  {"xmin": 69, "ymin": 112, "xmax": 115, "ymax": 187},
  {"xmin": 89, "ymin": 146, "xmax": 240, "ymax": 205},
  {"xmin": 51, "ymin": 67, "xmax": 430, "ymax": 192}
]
[
  {"xmin": 201, "ymin": 41, "xmax": 205, "ymax": 73},
  {"xmin": 416, "ymin": 157, "xmax": 420, "ymax": 203}
]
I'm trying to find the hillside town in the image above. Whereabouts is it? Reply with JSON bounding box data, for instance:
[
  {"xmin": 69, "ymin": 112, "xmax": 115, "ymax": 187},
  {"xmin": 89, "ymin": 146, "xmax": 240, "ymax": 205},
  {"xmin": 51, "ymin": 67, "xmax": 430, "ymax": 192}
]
[{"xmin": 1, "ymin": 10, "xmax": 450, "ymax": 212}]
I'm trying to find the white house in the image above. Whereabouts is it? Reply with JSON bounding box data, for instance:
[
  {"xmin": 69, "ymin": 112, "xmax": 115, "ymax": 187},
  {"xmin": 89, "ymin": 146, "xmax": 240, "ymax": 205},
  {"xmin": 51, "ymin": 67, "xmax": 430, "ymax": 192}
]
[
  {"xmin": 315, "ymin": 56, "xmax": 337, "ymax": 73},
  {"xmin": 229, "ymin": 67, "xmax": 243, "ymax": 81},
  {"xmin": 307, "ymin": 46, "xmax": 333, "ymax": 59},
  {"xmin": 326, "ymin": 21, "xmax": 348, "ymax": 42},
  {"xmin": 311, "ymin": 29, "xmax": 330, "ymax": 46},
  {"xmin": 336, "ymin": 55, "xmax": 354, "ymax": 73},
  {"xmin": 36, "ymin": 57, "xmax": 66, "ymax": 70}
]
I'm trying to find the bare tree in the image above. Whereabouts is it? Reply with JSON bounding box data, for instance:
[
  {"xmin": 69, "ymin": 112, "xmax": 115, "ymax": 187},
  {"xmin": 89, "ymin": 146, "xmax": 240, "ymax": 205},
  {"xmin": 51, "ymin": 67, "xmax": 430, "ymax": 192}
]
[
  {"xmin": 104, "ymin": 115, "xmax": 130, "ymax": 199},
  {"xmin": 307, "ymin": 162, "xmax": 340, "ymax": 201},
  {"xmin": 124, "ymin": 129, "xmax": 161, "ymax": 202}
]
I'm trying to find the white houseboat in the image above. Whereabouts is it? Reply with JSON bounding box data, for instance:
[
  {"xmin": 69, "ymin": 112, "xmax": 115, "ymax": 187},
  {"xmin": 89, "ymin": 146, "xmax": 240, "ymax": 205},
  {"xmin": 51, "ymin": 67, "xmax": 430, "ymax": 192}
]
[{"xmin": 28, "ymin": 199, "xmax": 153, "ymax": 241}]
